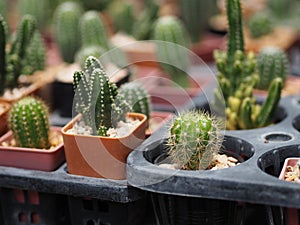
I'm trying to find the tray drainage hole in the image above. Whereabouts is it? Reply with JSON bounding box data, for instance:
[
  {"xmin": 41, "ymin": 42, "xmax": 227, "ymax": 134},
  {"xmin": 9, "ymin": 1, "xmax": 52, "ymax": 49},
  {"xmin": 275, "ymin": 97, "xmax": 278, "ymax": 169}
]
[{"xmin": 264, "ymin": 133, "xmax": 292, "ymax": 142}]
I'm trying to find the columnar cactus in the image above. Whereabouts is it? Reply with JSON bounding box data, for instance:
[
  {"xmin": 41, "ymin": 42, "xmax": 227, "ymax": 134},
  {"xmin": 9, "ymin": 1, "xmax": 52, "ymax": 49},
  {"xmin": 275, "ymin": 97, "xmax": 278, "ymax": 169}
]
[
  {"xmin": 166, "ymin": 110, "xmax": 221, "ymax": 170},
  {"xmin": 256, "ymin": 46, "xmax": 288, "ymax": 90},
  {"xmin": 213, "ymin": 0, "xmax": 283, "ymax": 130},
  {"xmin": 2, "ymin": 14, "xmax": 37, "ymax": 92},
  {"xmin": 0, "ymin": 14, "xmax": 7, "ymax": 95},
  {"xmin": 119, "ymin": 81, "xmax": 151, "ymax": 120},
  {"xmin": 247, "ymin": 12, "xmax": 273, "ymax": 39},
  {"xmin": 21, "ymin": 30, "xmax": 46, "ymax": 75},
  {"xmin": 153, "ymin": 16, "xmax": 190, "ymax": 87},
  {"xmin": 9, "ymin": 96, "xmax": 51, "ymax": 149},
  {"xmin": 53, "ymin": 1, "xmax": 82, "ymax": 63},
  {"xmin": 73, "ymin": 56, "xmax": 131, "ymax": 136},
  {"xmin": 179, "ymin": 0, "xmax": 217, "ymax": 43}
]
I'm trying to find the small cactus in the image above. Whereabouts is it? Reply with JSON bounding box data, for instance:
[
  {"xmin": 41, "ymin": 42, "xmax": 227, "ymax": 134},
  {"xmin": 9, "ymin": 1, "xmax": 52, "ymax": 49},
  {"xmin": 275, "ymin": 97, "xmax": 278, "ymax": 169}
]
[
  {"xmin": 153, "ymin": 16, "xmax": 190, "ymax": 87},
  {"xmin": 21, "ymin": 30, "xmax": 46, "ymax": 75},
  {"xmin": 53, "ymin": 1, "xmax": 83, "ymax": 63},
  {"xmin": 9, "ymin": 96, "xmax": 51, "ymax": 149},
  {"xmin": 213, "ymin": 0, "xmax": 283, "ymax": 130},
  {"xmin": 73, "ymin": 56, "xmax": 131, "ymax": 136},
  {"xmin": 166, "ymin": 110, "xmax": 221, "ymax": 170},
  {"xmin": 247, "ymin": 12, "xmax": 273, "ymax": 39},
  {"xmin": 119, "ymin": 81, "xmax": 151, "ymax": 120},
  {"xmin": 256, "ymin": 46, "xmax": 288, "ymax": 90}
]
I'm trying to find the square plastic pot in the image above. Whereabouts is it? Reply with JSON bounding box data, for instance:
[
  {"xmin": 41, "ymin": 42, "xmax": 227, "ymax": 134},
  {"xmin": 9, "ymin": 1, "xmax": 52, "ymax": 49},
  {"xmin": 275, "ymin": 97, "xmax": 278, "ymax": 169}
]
[
  {"xmin": 61, "ymin": 113, "xmax": 147, "ymax": 180},
  {"xmin": 0, "ymin": 127, "xmax": 65, "ymax": 172}
]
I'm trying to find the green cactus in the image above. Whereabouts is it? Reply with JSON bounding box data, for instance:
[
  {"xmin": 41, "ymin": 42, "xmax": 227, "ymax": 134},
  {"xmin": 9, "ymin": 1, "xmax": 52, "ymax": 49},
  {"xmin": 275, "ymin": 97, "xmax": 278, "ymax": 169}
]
[
  {"xmin": 153, "ymin": 16, "xmax": 190, "ymax": 88},
  {"xmin": 81, "ymin": 0, "xmax": 111, "ymax": 11},
  {"xmin": 0, "ymin": 1, "xmax": 7, "ymax": 21},
  {"xmin": 4, "ymin": 14, "xmax": 37, "ymax": 91},
  {"xmin": 18, "ymin": 0, "xmax": 50, "ymax": 32},
  {"xmin": 166, "ymin": 110, "xmax": 221, "ymax": 170},
  {"xmin": 179, "ymin": 0, "xmax": 217, "ymax": 43},
  {"xmin": 21, "ymin": 30, "xmax": 46, "ymax": 75},
  {"xmin": 75, "ymin": 45, "xmax": 105, "ymax": 69},
  {"xmin": 213, "ymin": 0, "xmax": 283, "ymax": 130},
  {"xmin": 73, "ymin": 56, "xmax": 131, "ymax": 136},
  {"xmin": 132, "ymin": 0, "xmax": 159, "ymax": 40},
  {"xmin": 119, "ymin": 81, "xmax": 151, "ymax": 121},
  {"xmin": 9, "ymin": 96, "xmax": 51, "ymax": 149},
  {"xmin": 53, "ymin": 1, "xmax": 83, "ymax": 63},
  {"xmin": 256, "ymin": 46, "xmax": 288, "ymax": 90},
  {"xmin": 247, "ymin": 12, "xmax": 274, "ymax": 39},
  {"xmin": 0, "ymin": 14, "xmax": 7, "ymax": 96}
]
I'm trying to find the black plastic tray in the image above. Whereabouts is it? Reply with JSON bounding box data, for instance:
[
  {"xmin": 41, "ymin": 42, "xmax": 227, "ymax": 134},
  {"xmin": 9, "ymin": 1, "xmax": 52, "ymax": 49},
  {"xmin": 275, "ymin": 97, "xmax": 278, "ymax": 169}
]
[{"xmin": 127, "ymin": 95, "xmax": 300, "ymax": 209}]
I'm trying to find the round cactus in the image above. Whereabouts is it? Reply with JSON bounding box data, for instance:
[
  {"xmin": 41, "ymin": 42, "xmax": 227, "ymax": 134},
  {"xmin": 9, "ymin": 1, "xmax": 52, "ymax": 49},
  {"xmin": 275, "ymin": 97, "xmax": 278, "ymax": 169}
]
[
  {"xmin": 118, "ymin": 81, "xmax": 151, "ymax": 120},
  {"xmin": 247, "ymin": 12, "xmax": 273, "ymax": 39},
  {"xmin": 256, "ymin": 46, "xmax": 288, "ymax": 90},
  {"xmin": 153, "ymin": 16, "xmax": 190, "ymax": 87},
  {"xmin": 166, "ymin": 110, "xmax": 221, "ymax": 170},
  {"xmin": 9, "ymin": 97, "xmax": 51, "ymax": 149}
]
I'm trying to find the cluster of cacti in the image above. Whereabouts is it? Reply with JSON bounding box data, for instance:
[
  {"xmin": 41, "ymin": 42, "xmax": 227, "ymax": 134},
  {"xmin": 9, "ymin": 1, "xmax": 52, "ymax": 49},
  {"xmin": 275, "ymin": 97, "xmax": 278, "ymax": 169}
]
[
  {"xmin": 247, "ymin": 12, "xmax": 274, "ymax": 39},
  {"xmin": 178, "ymin": 0, "xmax": 217, "ymax": 43},
  {"xmin": 132, "ymin": 0, "xmax": 159, "ymax": 40},
  {"xmin": 21, "ymin": 30, "xmax": 46, "ymax": 75},
  {"xmin": 166, "ymin": 110, "xmax": 221, "ymax": 170},
  {"xmin": 73, "ymin": 56, "xmax": 131, "ymax": 136},
  {"xmin": 153, "ymin": 16, "xmax": 190, "ymax": 88},
  {"xmin": 119, "ymin": 81, "xmax": 151, "ymax": 121},
  {"xmin": 213, "ymin": 0, "xmax": 283, "ymax": 130},
  {"xmin": 256, "ymin": 46, "xmax": 288, "ymax": 90},
  {"xmin": 18, "ymin": 0, "xmax": 51, "ymax": 32},
  {"xmin": 53, "ymin": 1, "xmax": 83, "ymax": 63},
  {"xmin": 0, "ymin": 14, "xmax": 37, "ymax": 95},
  {"xmin": 9, "ymin": 96, "xmax": 51, "ymax": 149}
]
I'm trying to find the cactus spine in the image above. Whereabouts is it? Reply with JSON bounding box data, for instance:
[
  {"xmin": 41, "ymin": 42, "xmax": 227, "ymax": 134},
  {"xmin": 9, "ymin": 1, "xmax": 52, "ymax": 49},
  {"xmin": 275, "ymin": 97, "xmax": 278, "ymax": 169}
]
[
  {"xmin": 21, "ymin": 30, "xmax": 46, "ymax": 75},
  {"xmin": 73, "ymin": 56, "xmax": 131, "ymax": 136},
  {"xmin": 213, "ymin": 0, "xmax": 282, "ymax": 130},
  {"xmin": 153, "ymin": 16, "xmax": 190, "ymax": 87},
  {"xmin": 167, "ymin": 110, "xmax": 221, "ymax": 170},
  {"xmin": 4, "ymin": 15, "xmax": 37, "ymax": 91},
  {"xmin": 9, "ymin": 96, "xmax": 51, "ymax": 149},
  {"xmin": 119, "ymin": 81, "xmax": 151, "ymax": 120},
  {"xmin": 256, "ymin": 46, "xmax": 288, "ymax": 90},
  {"xmin": 53, "ymin": 1, "xmax": 82, "ymax": 63}
]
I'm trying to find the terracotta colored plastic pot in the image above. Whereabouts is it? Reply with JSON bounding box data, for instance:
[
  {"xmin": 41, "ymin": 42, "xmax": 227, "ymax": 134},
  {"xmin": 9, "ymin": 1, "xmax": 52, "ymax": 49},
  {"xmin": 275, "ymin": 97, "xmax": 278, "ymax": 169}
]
[
  {"xmin": 0, "ymin": 101, "xmax": 10, "ymax": 136},
  {"xmin": 61, "ymin": 113, "xmax": 147, "ymax": 180},
  {"xmin": 0, "ymin": 83, "xmax": 40, "ymax": 103},
  {"xmin": 279, "ymin": 157, "xmax": 300, "ymax": 225},
  {"xmin": 0, "ymin": 127, "xmax": 65, "ymax": 171}
]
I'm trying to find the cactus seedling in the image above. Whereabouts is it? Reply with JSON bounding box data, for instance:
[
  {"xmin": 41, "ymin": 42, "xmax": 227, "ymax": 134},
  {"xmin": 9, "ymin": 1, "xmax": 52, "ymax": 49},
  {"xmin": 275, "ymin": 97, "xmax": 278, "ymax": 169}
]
[
  {"xmin": 256, "ymin": 46, "xmax": 288, "ymax": 90},
  {"xmin": 153, "ymin": 16, "xmax": 190, "ymax": 88},
  {"xmin": 73, "ymin": 56, "xmax": 131, "ymax": 136},
  {"xmin": 166, "ymin": 110, "xmax": 222, "ymax": 170},
  {"xmin": 9, "ymin": 96, "xmax": 51, "ymax": 149},
  {"xmin": 119, "ymin": 81, "xmax": 151, "ymax": 121},
  {"xmin": 213, "ymin": 0, "xmax": 283, "ymax": 130}
]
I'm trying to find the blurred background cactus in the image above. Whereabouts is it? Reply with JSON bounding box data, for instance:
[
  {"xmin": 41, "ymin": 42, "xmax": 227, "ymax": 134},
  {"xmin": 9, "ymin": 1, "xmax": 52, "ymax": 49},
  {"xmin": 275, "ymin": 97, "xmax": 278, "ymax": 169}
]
[
  {"xmin": 0, "ymin": 14, "xmax": 37, "ymax": 95},
  {"xmin": 167, "ymin": 110, "xmax": 221, "ymax": 170},
  {"xmin": 213, "ymin": 0, "xmax": 283, "ymax": 130},
  {"xmin": 53, "ymin": 1, "xmax": 83, "ymax": 63},
  {"xmin": 153, "ymin": 15, "xmax": 191, "ymax": 88},
  {"xmin": 0, "ymin": 0, "xmax": 7, "ymax": 21},
  {"xmin": 246, "ymin": 12, "xmax": 274, "ymax": 38},
  {"xmin": 256, "ymin": 46, "xmax": 288, "ymax": 90},
  {"xmin": 73, "ymin": 56, "xmax": 131, "ymax": 136},
  {"xmin": 8, "ymin": 96, "xmax": 51, "ymax": 149}
]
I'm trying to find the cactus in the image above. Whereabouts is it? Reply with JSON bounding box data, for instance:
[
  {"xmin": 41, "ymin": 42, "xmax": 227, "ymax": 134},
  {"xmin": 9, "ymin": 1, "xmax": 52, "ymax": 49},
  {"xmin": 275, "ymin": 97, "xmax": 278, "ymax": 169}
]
[
  {"xmin": 132, "ymin": 0, "xmax": 159, "ymax": 40},
  {"xmin": 247, "ymin": 12, "xmax": 274, "ymax": 39},
  {"xmin": 0, "ymin": 1, "xmax": 7, "ymax": 21},
  {"xmin": 75, "ymin": 45, "xmax": 105, "ymax": 69},
  {"xmin": 5, "ymin": 15, "xmax": 37, "ymax": 90},
  {"xmin": 256, "ymin": 46, "xmax": 288, "ymax": 90},
  {"xmin": 81, "ymin": 0, "xmax": 111, "ymax": 11},
  {"xmin": 53, "ymin": 1, "xmax": 83, "ymax": 63},
  {"xmin": 21, "ymin": 30, "xmax": 46, "ymax": 75},
  {"xmin": 179, "ymin": 0, "xmax": 217, "ymax": 43},
  {"xmin": 166, "ymin": 110, "xmax": 221, "ymax": 170},
  {"xmin": 119, "ymin": 81, "xmax": 151, "ymax": 120},
  {"xmin": 153, "ymin": 16, "xmax": 190, "ymax": 87},
  {"xmin": 73, "ymin": 56, "xmax": 131, "ymax": 136},
  {"xmin": 0, "ymin": 14, "xmax": 7, "ymax": 95},
  {"xmin": 213, "ymin": 0, "xmax": 283, "ymax": 130},
  {"xmin": 9, "ymin": 96, "xmax": 51, "ymax": 149},
  {"xmin": 79, "ymin": 11, "xmax": 110, "ymax": 50}
]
